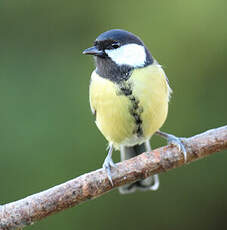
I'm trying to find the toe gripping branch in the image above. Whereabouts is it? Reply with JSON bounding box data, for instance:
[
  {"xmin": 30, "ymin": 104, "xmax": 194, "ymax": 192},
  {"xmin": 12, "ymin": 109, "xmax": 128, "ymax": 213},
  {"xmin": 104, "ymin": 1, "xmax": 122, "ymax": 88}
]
[{"xmin": 155, "ymin": 131, "xmax": 187, "ymax": 162}]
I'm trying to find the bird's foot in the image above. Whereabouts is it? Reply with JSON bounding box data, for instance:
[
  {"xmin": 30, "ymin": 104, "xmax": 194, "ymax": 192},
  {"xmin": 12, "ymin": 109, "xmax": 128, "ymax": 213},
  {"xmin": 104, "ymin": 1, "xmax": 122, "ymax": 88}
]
[
  {"xmin": 167, "ymin": 134, "xmax": 187, "ymax": 161},
  {"xmin": 103, "ymin": 144, "xmax": 116, "ymax": 186},
  {"xmin": 156, "ymin": 131, "xmax": 187, "ymax": 162}
]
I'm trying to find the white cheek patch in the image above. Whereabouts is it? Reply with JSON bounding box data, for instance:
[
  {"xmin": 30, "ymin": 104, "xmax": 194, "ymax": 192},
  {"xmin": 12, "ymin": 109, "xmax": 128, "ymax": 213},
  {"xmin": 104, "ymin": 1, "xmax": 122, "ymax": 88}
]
[{"xmin": 105, "ymin": 44, "xmax": 146, "ymax": 67}]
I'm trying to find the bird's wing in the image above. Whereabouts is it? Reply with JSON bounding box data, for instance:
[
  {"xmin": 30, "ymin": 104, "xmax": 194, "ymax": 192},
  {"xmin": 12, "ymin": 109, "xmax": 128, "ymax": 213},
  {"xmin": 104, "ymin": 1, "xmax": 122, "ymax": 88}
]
[{"xmin": 89, "ymin": 72, "xmax": 97, "ymax": 118}]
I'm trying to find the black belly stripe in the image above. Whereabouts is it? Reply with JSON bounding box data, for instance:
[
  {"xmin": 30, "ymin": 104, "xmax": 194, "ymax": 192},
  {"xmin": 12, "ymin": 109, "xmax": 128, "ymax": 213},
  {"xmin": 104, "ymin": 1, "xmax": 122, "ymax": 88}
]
[{"xmin": 118, "ymin": 81, "xmax": 143, "ymax": 137}]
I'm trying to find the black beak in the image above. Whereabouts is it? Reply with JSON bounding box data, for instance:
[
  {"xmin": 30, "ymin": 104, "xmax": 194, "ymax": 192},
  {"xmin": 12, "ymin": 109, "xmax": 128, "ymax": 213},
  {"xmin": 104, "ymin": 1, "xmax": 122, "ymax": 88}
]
[{"xmin": 82, "ymin": 46, "xmax": 104, "ymax": 57}]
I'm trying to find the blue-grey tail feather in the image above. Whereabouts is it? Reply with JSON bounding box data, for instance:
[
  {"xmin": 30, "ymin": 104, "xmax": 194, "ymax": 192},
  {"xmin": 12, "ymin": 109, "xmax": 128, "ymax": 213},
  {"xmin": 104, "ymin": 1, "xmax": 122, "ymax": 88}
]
[{"xmin": 119, "ymin": 141, "xmax": 159, "ymax": 194}]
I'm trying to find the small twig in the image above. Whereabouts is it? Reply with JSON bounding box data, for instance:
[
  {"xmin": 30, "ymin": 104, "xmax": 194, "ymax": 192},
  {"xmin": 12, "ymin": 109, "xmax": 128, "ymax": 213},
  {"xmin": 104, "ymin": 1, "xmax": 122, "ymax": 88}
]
[{"xmin": 0, "ymin": 126, "xmax": 226, "ymax": 230}]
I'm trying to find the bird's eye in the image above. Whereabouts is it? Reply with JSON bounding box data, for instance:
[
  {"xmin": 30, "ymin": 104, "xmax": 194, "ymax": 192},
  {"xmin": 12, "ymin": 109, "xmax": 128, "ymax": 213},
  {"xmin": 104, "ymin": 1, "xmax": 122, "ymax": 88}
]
[{"xmin": 111, "ymin": 42, "xmax": 120, "ymax": 49}]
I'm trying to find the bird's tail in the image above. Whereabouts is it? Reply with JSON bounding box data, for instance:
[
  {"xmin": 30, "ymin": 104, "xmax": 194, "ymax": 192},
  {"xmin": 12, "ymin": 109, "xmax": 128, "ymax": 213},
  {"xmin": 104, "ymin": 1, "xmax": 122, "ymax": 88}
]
[{"xmin": 119, "ymin": 140, "xmax": 159, "ymax": 194}]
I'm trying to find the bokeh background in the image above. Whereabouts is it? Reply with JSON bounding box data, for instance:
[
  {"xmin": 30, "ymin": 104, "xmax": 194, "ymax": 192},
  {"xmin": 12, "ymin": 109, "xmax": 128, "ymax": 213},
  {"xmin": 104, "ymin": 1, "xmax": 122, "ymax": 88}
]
[{"xmin": 0, "ymin": 0, "xmax": 226, "ymax": 229}]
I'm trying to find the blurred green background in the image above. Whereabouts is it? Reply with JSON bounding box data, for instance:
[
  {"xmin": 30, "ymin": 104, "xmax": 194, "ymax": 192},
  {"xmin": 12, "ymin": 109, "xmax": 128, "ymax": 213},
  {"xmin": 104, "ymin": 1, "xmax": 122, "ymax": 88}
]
[{"xmin": 0, "ymin": 0, "xmax": 226, "ymax": 229}]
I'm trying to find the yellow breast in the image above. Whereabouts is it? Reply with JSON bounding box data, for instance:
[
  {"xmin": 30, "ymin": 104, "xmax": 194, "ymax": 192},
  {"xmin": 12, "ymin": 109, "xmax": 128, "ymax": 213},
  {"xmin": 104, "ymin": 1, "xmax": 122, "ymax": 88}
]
[{"xmin": 89, "ymin": 64, "xmax": 170, "ymax": 148}]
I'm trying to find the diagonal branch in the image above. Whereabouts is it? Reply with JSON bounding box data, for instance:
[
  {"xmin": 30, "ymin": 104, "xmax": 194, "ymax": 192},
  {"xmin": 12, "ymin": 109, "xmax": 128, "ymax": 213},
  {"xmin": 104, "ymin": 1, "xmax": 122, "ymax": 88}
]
[{"xmin": 0, "ymin": 126, "xmax": 227, "ymax": 230}]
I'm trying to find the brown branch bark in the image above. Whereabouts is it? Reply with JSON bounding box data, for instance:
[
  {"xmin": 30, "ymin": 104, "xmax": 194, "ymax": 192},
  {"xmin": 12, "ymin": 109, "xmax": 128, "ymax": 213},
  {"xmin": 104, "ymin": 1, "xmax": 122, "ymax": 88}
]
[{"xmin": 0, "ymin": 126, "xmax": 227, "ymax": 230}]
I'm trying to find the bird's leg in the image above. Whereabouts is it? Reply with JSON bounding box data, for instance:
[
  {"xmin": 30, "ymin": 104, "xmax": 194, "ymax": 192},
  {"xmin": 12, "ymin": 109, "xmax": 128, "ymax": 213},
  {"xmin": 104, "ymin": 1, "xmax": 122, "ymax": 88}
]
[
  {"xmin": 102, "ymin": 144, "xmax": 116, "ymax": 186},
  {"xmin": 155, "ymin": 131, "xmax": 187, "ymax": 162}
]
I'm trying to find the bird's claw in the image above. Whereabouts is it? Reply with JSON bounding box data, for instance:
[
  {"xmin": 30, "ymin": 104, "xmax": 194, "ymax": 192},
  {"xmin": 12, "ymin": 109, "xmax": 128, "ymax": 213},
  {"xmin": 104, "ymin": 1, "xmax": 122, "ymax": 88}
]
[
  {"xmin": 103, "ymin": 154, "xmax": 116, "ymax": 186},
  {"xmin": 167, "ymin": 135, "xmax": 187, "ymax": 162}
]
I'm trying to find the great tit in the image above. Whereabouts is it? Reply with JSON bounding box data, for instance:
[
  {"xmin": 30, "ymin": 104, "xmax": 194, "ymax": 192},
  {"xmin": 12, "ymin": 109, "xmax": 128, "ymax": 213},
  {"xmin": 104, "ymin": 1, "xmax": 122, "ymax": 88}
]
[{"xmin": 83, "ymin": 29, "xmax": 186, "ymax": 194}]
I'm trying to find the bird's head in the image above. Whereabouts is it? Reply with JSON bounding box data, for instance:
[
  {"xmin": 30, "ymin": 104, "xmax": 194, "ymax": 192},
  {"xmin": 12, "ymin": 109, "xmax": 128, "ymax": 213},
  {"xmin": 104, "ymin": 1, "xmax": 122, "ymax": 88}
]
[{"xmin": 83, "ymin": 29, "xmax": 153, "ymax": 82}]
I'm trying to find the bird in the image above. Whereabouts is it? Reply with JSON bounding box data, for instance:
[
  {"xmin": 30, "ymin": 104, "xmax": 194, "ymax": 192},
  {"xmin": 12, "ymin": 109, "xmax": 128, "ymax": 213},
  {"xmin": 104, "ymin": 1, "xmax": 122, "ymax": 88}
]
[{"xmin": 83, "ymin": 29, "xmax": 186, "ymax": 194}]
